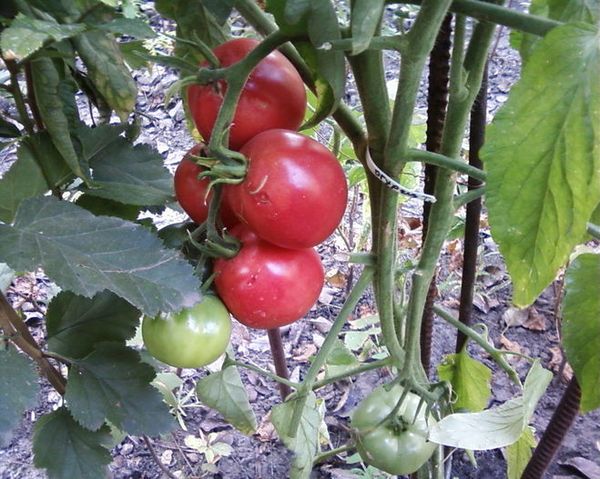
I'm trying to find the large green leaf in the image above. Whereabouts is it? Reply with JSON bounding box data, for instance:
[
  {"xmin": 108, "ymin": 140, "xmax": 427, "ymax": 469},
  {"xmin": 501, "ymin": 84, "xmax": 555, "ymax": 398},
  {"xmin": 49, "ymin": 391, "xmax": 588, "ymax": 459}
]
[
  {"xmin": 196, "ymin": 364, "xmax": 257, "ymax": 435},
  {"xmin": 0, "ymin": 14, "xmax": 85, "ymax": 60},
  {"xmin": 65, "ymin": 343, "xmax": 174, "ymax": 435},
  {"xmin": 271, "ymin": 392, "xmax": 320, "ymax": 479},
  {"xmin": 47, "ymin": 291, "xmax": 140, "ymax": 359},
  {"xmin": 562, "ymin": 253, "xmax": 600, "ymax": 412},
  {"xmin": 75, "ymin": 125, "xmax": 174, "ymax": 206},
  {"xmin": 506, "ymin": 427, "xmax": 536, "ymax": 479},
  {"xmin": 0, "ymin": 347, "xmax": 39, "ymax": 447},
  {"xmin": 33, "ymin": 407, "xmax": 111, "ymax": 479},
  {"xmin": 429, "ymin": 361, "xmax": 551, "ymax": 449},
  {"xmin": 0, "ymin": 196, "xmax": 201, "ymax": 316},
  {"xmin": 350, "ymin": 0, "xmax": 385, "ymax": 55},
  {"xmin": 95, "ymin": 18, "xmax": 156, "ymax": 39},
  {"xmin": 0, "ymin": 133, "xmax": 71, "ymax": 223},
  {"xmin": 437, "ymin": 350, "xmax": 492, "ymax": 412},
  {"xmin": 483, "ymin": 23, "xmax": 600, "ymax": 307}
]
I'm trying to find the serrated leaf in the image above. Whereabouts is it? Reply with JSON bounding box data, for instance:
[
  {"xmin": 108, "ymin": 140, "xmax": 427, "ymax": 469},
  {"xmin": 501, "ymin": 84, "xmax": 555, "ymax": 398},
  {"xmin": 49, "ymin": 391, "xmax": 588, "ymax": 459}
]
[
  {"xmin": 437, "ymin": 351, "xmax": 492, "ymax": 412},
  {"xmin": 96, "ymin": 18, "xmax": 156, "ymax": 38},
  {"xmin": 0, "ymin": 347, "xmax": 39, "ymax": 447},
  {"xmin": 482, "ymin": 23, "xmax": 600, "ymax": 307},
  {"xmin": 350, "ymin": 0, "xmax": 384, "ymax": 55},
  {"xmin": 46, "ymin": 291, "xmax": 140, "ymax": 359},
  {"xmin": 562, "ymin": 253, "xmax": 600, "ymax": 412},
  {"xmin": 196, "ymin": 365, "xmax": 257, "ymax": 435},
  {"xmin": 74, "ymin": 125, "xmax": 173, "ymax": 206},
  {"xmin": 0, "ymin": 133, "xmax": 71, "ymax": 223},
  {"xmin": 272, "ymin": 392, "xmax": 320, "ymax": 479},
  {"xmin": 65, "ymin": 343, "xmax": 174, "ymax": 435},
  {"xmin": 429, "ymin": 361, "xmax": 551, "ymax": 449},
  {"xmin": 506, "ymin": 426, "xmax": 536, "ymax": 479},
  {"xmin": 0, "ymin": 196, "xmax": 201, "ymax": 316},
  {"xmin": 0, "ymin": 14, "xmax": 85, "ymax": 60},
  {"xmin": 75, "ymin": 195, "xmax": 140, "ymax": 221},
  {"xmin": 33, "ymin": 407, "xmax": 111, "ymax": 479}
]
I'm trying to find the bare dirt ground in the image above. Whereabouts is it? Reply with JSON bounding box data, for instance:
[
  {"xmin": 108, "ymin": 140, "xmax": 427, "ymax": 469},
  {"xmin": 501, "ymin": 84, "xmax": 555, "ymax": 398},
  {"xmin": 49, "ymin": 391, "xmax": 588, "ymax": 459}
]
[{"xmin": 1, "ymin": 4, "xmax": 599, "ymax": 479}]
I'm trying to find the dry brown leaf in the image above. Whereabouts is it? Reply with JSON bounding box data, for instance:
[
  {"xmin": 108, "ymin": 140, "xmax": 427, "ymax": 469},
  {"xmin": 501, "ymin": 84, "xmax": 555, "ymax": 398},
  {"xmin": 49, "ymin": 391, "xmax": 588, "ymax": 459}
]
[
  {"xmin": 523, "ymin": 307, "xmax": 547, "ymax": 331},
  {"xmin": 310, "ymin": 316, "xmax": 332, "ymax": 334},
  {"xmin": 498, "ymin": 335, "xmax": 528, "ymax": 363},
  {"xmin": 293, "ymin": 343, "xmax": 317, "ymax": 362},
  {"xmin": 326, "ymin": 269, "xmax": 347, "ymax": 288},
  {"xmin": 332, "ymin": 384, "xmax": 351, "ymax": 413},
  {"xmin": 548, "ymin": 346, "xmax": 564, "ymax": 371},
  {"xmin": 559, "ymin": 457, "xmax": 600, "ymax": 479},
  {"xmin": 255, "ymin": 413, "xmax": 276, "ymax": 442},
  {"xmin": 503, "ymin": 306, "xmax": 529, "ymax": 328}
]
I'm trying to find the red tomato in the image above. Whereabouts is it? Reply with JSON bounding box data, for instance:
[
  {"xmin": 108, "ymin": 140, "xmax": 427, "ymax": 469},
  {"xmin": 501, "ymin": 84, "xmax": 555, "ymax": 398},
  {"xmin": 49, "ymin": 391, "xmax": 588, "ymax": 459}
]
[
  {"xmin": 228, "ymin": 129, "xmax": 348, "ymax": 249},
  {"xmin": 187, "ymin": 38, "xmax": 306, "ymax": 151},
  {"xmin": 213, "ymin": 225, "xmax": 324, "ymax": 329},
  {"xmin": 174, "ymin": 145, "xmax": 238, "ymax": 228}
]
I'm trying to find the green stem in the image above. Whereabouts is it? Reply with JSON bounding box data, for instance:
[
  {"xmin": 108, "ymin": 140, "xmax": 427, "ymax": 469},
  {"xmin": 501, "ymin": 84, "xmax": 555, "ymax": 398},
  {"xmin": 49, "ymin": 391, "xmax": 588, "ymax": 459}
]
[
  {"xmin": 324, "ymin": 35, "xmax": 406, "ymax": 52},
  {"xmin": 587, "ymin": 222, "xmax": 600, "ymax": 240},
  {"xmin": 228, "ymin": 359, "xmax": 300, "ymax": 390},
  {"xmin": 433, "ymin": 305, "xmax": 522, "ymax": 386},
  {"xmin": 454, "ymin": 186, "xmax": 486, "ymax": 210},
  {"xmin": 287, "ymin": 267, "xmax": 374, "ymax": 438},
  {"xmin": 395, "ymin": 0, "xmax": 561, "ymax": 37},
  {"xmin": 5, "ymin": 60, "xmax": 34, "ymax": 134},
  {"xmin": 312, "ymin": 357, "xmax": 392, "ymax": 390},
  {"xmin": 313, "ymin": 444, "xmax": 355, "ymax": 465},
  {"xmin": 407, "ymin": 149, "xmax": 486, "ymax": 181}
]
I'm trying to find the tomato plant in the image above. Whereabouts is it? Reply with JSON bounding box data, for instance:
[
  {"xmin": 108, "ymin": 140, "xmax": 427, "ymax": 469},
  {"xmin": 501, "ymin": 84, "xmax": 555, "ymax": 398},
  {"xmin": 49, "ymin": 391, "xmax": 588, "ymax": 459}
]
[
  {"xmin": 351, "ymin": 384, "xmax": 437, "ymax": 476},
  {"xmin": 213, "ymin": 225, "xmax": 324, "ymax": 329},
  {"xmin": 174, "ymin": 145, "xmax": 238, "ymax": 228},
  {"xmin": 187, "ymin": 38, "xmax": 307, "ymax": 150},
  {"xmin": 227, "ymin": 129, "xmax": 348, "ymax": 249},
  {"xmin": 142, "ymin": 295, "xmax": 231, "ymax": 368}
]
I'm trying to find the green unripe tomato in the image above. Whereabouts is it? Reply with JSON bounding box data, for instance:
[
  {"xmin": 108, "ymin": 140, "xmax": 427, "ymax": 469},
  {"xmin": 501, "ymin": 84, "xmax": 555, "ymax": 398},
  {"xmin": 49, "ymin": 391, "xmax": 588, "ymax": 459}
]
[
  {"xmin": 142, "ymin": 295, "xmax": 231, "ymax": 368},
  {"xmin": 351, "ymin": 384, "xmax": 437, "ymax": 476}
]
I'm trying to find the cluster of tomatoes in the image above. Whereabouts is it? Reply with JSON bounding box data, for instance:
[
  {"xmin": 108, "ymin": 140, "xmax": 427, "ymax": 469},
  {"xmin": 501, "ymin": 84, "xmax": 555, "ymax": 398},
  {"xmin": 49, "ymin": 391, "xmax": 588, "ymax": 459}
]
[{"xmin": 143, "ymin": 38, "xmax": 347, "ymax": 369}]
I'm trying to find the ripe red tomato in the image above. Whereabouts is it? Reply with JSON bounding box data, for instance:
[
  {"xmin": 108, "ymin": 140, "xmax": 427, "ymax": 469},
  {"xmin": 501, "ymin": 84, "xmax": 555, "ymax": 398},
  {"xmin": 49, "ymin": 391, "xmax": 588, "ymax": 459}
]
[
  {"xmin": 187, "ymin": 38, "xmax": 306, "ymax": 151},
  {"xmin": 228, "ymin": 129, "xmax": 348, "ymax": 249},
  {"xmin": 174, "ymin": 145, "xmax": 238, "ymax": 228},
  {"xmin": 213, "ymin": 225, "xmax": 324, "ymax": 329}
]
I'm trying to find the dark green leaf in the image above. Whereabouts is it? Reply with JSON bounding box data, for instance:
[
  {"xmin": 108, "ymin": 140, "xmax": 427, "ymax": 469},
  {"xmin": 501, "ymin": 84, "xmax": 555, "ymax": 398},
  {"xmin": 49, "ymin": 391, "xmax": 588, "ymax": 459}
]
[
  {"xmin": 271, "ymin": 392, "xmax": 320, "ymax": 479},
  {"xmin": 482, "ymin": 24, "xmax": 600, "ymax": 307},
  {"xmin": 0, "ymin": 347, "xmax": 39, "ymax": 447},
  {"xmin": 119, "ymin": 40, "xmax": 151, "ymax": 69},
  {"xmin": 266, "ymin": 0, "xmax": 309, "ymax": 36},
  {"xmin": 74, "ymin": 125, "xmax": 174, "ymax": 206},
  {"xmin": 0, "ymin": 13, "xmax": 85, "ymax": 60},
  {"xmin": 201, "ymin": 0, "xmax": 236, "ymax": 25},
  {"xmin": 0, "ymin": 196, "xmax": 201, "ymax": 316},
  {"xmin": 562, "ymin": 253, "xmax": 600, "ymax": 412},
  {"xmin": 47, "ymin": 291, "xmax": 140, "ymax": 359},
  {"xmin": 0, "ymin": 117, "xmax": 20, "ymax": 138},
  {"xmin": 96, "ymin": 17, "xmax": 156, "ymax": 38},
  {"xmin": 31, "ymin": 56, "xmax": 88, "ymax": 180},
  {"xmin": 284, "ymin": 0, "xmax": 310, "ymax": 24},
  {"xmin": 196, "ymin": 365, "xmax": 257, "ymax": 435},
  {"xmin": 72, "ymin": 31, "xmax": 137, "ymax": 121},
  {"xmin": 0, "ymin": 133, "xmax": 71, "ymax": 223},
  {"xmin": 437, "ymin": 351, "xmax": 492, "ymax": 412},
  {"xmin": 75, "ymin": 195, "xmax": 141, "ymax": 221},
  {"xmin": 350, "ymin": 0, "xmax": 385, "ymax": 55},
  {"xmin": 33, "ymin": 407, "xmax": 111, "ymax": 479},
  {"xmin": 506, "ymin": 427, "xmax": 536, "ymax": 479},
  {"xmin": 66, "ymin": 343, "xmax": 174, "ymax": 434}
]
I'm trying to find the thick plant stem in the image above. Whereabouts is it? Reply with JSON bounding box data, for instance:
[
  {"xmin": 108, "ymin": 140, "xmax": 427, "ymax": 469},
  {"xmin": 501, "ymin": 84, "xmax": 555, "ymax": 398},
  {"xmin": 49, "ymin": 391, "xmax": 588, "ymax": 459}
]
[
  {"xmin": 521, "ymin": 377, "xmax": 582, "ymax": 479},
  {"xmin": 287, "ymin": 267, "xmax": 374, "ymax": 438},
  {"xmin": 312, "ymin": 357, "xmax": 392, "ymax": 390},
  {"xmin": 408, "ymin": 149, "xmax": 486, "ymax": 181},
  {"xmin": 4, "ymin": 59, "xmax": 34, "ymax": 134},
  {"xmin": 267, "ymin": 328, "xmax": 292, "ymax": 399},
  {"xmin": 402, "ymin": 4, "xmax": 502, "ymax": 383},
  {"xmin": 420, "ymin": 13, "xmax": 452, "ymax": 377},
  {"xmin": 456, "ymin": 63, "xmax": 487, "ymax": 352}
]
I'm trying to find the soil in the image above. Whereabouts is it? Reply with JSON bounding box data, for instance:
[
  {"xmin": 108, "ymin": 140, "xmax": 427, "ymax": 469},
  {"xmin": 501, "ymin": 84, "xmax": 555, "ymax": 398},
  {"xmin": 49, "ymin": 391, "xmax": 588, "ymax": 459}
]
[{"xmin": 1, "ymin": 3, "xmax": 600, "ymax": 479}]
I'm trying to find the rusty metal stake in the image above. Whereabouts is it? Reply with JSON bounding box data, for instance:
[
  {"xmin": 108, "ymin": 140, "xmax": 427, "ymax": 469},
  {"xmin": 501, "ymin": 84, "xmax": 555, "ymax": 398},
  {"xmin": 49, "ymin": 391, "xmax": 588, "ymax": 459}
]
[{"xmin": 267, "ymin": 328, "xmax": 292, "ymax": 399}]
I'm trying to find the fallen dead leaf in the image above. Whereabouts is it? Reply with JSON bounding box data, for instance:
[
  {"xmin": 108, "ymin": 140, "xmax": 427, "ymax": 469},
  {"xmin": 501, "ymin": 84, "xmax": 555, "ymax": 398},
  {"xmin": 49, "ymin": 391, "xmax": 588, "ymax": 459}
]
[
  {"xmin": 326, "ymin": 268, "xmax": 347, "ymax": 288},
  {"xmin": 310, "ymin": 316, "xmax": 332, "ymax": 334},
  {"xmin": 499, "ymin": 335, "xmax": 528, "ymax": 363},
  {"xmin": 312, "ymin": 332, "xmax": 325, "ymax": 348},
  {"xmin": 559, "ymin": 457, "xmax": 600, "ymax": 479},
  {"xmin": 293, "ymin": 343, "xmax": 317, "ymax": 362},
  {"xmin": 548, "ymin": 346, "xmax": 564, "ymax": 371},
  {"xmin": 523, "ymin": 307, "xmax": 547, "ymax": 331},
  {"xmin": 503, "ymin": 306, "xmax": 529, "ymax": 328},
  {"xmin": 255, "ymin": 413, "xmax": 276, "ymax": 442}
]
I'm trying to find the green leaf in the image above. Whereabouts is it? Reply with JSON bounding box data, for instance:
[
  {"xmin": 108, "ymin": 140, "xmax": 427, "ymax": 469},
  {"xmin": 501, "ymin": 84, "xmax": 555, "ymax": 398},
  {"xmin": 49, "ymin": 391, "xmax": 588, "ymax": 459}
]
[
  {"xmin": 350, "ymin": 0, "xmax": 385, "ymax": 55},
  {"xmin": 96, "ymin": 18, "xmax": 156, "ymax": 38},
  {"xmin": 47, "ymin": 291, "xmax": 140, "ymax": 359},
  {"xmin": 437, "ymin": 350, "xmax": 492, "ymax": 412},
  {"xmin": 0, "ymin": 263, "xmax": 15, "ymax": 292},
  {"xmin": 65, "ymin": 343, "xmax": 174, "ymax": 435},
  {"xmin": 0, "ymin": 133, "xmax": 71, "ymax": 223},
  {"xmin": 75, "ymin": 195, "xmax": 141, "ymax": 221},
  {"xmin": 0, "ymin": 14, "xmax": 85, "ymax": 60},
  {"xmin": 153, "ymin": 372, "xmax": 183, "ymax": 409},
  {"xmin": 266, "ymin": 0, "xmax": 309, "ymax": 36},
  {"xmin": 31, "ymin": 56, "xmax": 88, "ymax": 181},
  {"xmin": 506, "ymin": 427, "xmax": 536, "ymax": 479},
  {"xmin": 482, "ymin": 23, "xmax": 600, "ymax": 307},
  {"xmin": 324, "ymin": 339, "xmax": 360, "ymax": 378},
  {"xmin": 429, "ymin": 361, "xmax": 552, "ymax": 450},
  {"xmin": 271, "ymin": 392, "xmax": 320, "ymax": 479},
  {"xmin": 33, "ymin": 407, "xmax": 111, "ymax": 479},
  {"xmin": 201, "ymin": 0, "xmax": 236, "ymax": 25},
  {"xmin": 0, "ymin": 347, "xmax": 39, "ymax": 447},
  {"xmin": 0, "ymin": 196, "xmax": 201, "ymax": 316},
  {"xmin": 75, "ymin": 125, "xmax": 174, "ymax": 206},
  {"xmin": 196, "ymin": 365, "xmax": 257, "ymax": 435},
  {"xmin": 72, "ymin": 31, "xmax": 137, "ymax": 121},
  {"xmin": 119, "ymin": 40, "xmax": 151, "ymax": 69},
  {"xmin": 0, "ymin": 117, "xmax": 20, "ymax": 138},
  {"xmin": 562, "ymin": 253, "xmax": 600, "ymax": 412}
]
